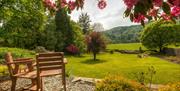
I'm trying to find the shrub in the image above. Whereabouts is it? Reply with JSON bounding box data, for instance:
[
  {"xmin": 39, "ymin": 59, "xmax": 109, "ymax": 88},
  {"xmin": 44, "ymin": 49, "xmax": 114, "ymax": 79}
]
[
  {"xmin": 0, "ymin": 47, "xmax": 35, "ymax": 63},
  {"xmin": 66, "ymin": 44, "xmax": 79, "ymax": 55},
  {"xmin": 96, "ymin": 75, "xmax": 147, "ymax": 91},
  {"xmin": 86, "ymin": 32, "xmax": 106, "ymax": 61},
  {"xmin": 158, "ymin": 82, "xmax": 180, "ymax": 91},
  {"xmin": 35, "ymin": 46, "xmax": 48, "ymax": 53}
]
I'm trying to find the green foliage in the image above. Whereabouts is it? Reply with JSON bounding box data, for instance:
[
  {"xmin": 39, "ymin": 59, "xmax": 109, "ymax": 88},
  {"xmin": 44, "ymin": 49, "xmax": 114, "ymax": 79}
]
[
  {"xmin": 86, "ymin": 32, "xmax": 106, "ymax": 60},
  {"xmin": 0, "ymin": 0, "xmax": 46, "ymax": 49},
  {"xmin": 158, "ymin": 82, "xmax": 180, "ymax": 91},
  {"xmin": 95, "ymin": 75, "xmax": 147, "ymax": 91},
  {"xmin": 141, "ymin": 20, "xmax": 180, "ymax": 52},
  {"xmin": 0, "ymin": 47, "xmax": 35, "ymax": 59},
  {"xmin": 54, "ymin": 8, "xmax": 85, "ymax": 53},
  {"xmin": 162, "ymin": 2, "xmax": 171, "ymax": 14},
  {"xmin": 103, "ymin": 25, "xmax": 142, "ymax": 43},
  {"xmin": 0, "ymin": 47, "xmax": 35, "ymax": 64},
  {"xmin": 71, "ymin": 21, "xmax": 86, "ymax": 53},
  {"xmin": 78, "ymin": 12, "xmax": 91, "ymax": 34}
]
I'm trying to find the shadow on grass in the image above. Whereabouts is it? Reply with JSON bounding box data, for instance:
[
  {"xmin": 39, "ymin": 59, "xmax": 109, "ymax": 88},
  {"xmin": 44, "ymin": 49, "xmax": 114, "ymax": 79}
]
[{"xmin": 81, "ymin": 59, "xmax": 107, "ymax": 64}]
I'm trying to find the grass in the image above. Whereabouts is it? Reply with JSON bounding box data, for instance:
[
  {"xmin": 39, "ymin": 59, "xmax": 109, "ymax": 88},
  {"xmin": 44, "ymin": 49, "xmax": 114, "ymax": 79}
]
[
  {"xmin": 0, "ymin": 46, "xmax": 180, "ymax": 84},
  {"xmin": 66, "ymin": 53, "xmax": 180, "ymax": 84},
  {"xmin": 107, "ymin": 43, "xmax": 147, "ymax": 50},
  {"xmin": 0, "ymin": 65, "xmax": 7, "ymax": 76}
]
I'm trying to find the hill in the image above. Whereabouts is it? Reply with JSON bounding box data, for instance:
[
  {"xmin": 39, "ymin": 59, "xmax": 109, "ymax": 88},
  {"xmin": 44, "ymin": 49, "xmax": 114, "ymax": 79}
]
[{"xmin": 102, "ymin": 25, "xmax": 143, "ymax": 43}]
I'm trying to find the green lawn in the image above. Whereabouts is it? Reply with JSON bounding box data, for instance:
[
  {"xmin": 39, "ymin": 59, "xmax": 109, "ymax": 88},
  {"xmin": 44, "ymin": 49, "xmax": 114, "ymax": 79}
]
[
  {"xmin": 107, "ymin": 43, "xmax": 147, "ymax": 50},
  {"xmin": 66, "ymin": 53, "xmax": 180, "ymax": 84},
  {"xmin": 0, "ymin": 47, "xmax": 180, "ymax": 84}
]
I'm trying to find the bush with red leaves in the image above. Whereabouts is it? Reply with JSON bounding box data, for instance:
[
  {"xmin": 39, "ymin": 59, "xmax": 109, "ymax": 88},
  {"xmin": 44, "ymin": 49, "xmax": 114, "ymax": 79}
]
[
  {"xmin": 86, "ymin": 32, "xmax": 106, "ymax": 60},
  {"xmin": 66, "ymin": 44, "xmax": 80, "ymax": 55}
]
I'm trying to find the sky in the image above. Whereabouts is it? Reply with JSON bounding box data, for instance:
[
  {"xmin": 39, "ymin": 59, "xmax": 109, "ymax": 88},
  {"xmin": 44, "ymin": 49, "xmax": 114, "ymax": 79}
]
[{"xmin": 70, "ymin": 0, "xmax": 137, "ymax": 30}]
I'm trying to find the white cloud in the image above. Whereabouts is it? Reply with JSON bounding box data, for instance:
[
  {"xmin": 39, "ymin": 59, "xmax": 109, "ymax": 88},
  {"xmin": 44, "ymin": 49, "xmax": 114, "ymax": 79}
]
[{"xmin": 70, "ymin": 0, "xmax": 136, "ymax": 30}]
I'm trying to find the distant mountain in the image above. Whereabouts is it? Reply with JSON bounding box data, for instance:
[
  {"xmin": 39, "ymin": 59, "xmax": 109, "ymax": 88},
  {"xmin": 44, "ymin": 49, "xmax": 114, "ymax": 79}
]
[{"xmin": 102, "ymin": 25, "xmax": 143, "ymax": 43}]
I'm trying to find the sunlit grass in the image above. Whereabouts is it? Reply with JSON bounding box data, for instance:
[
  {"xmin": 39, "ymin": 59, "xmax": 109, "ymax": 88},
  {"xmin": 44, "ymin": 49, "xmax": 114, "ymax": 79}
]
[
  {"xmin": 107, "ymin": 43, "xmax": 147, "ymax": 50},
  {"xmin": 66, "ymin": 53, "xmax": 180, "ymax": 84}
]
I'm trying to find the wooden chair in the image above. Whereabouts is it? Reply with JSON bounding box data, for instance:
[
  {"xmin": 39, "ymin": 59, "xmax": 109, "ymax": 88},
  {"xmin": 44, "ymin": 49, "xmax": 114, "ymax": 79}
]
[
  {"xmin": 34, "ymin": 52, "xmax": 67, "ymax": 91},
  {"xmin": 5, "ymin": 52, "xmax": 37, "ymax": 91}
]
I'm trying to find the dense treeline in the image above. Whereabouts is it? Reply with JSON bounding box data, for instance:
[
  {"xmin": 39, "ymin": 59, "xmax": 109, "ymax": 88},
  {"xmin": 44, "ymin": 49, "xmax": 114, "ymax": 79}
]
[
  {"xmin": 102, "ymin": 25, "xmax": 142, "ymax": 43},
  {"xmin": 0, "ymin": 1, "xmax": 85, "ymax": 54}
]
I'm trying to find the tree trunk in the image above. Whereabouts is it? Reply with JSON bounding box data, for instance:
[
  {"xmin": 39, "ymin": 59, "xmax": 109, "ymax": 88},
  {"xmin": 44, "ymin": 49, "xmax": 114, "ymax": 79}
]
[
  {"xmin": 159, "ymin": 47, "xmax": 163, "ymax": 53},
  {"xmin": 93, "ymin": 53, "xmax": 96, "ymax": 61}
]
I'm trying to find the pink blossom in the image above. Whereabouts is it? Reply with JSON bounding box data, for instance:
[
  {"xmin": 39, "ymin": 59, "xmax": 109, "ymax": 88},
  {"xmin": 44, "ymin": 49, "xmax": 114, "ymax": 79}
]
[
  {"xmin": 43, "ymin": 0, "xmax": 56, "ymax": 10},
  {"xmin": 153, "ymin": 0, "xmax": 163, "ymax": 7},
  {"xmin": 61, "ymin": 0, "xmax": 67, "ymax": 8},
  {"xmin": 171, "ymin": 6, "xmax": 180, "ymax": 17},
  {"xmin": 161, "ymin": 13, "xmax": 171, "ymax": 20},
  {"xmin": 123, "ymin": 0, "xmax": 138, "ymax": 9},
  {"xmin": 148, "ymin": 8, "xmax": 158, "ymax": 16},
  {"xmin": 173, "ymin": 0, "xmax": 180, "ymax": 6},
  {"xmin": 68, "ymin": 1, "xmax": 76, "ymax": 11},
  {"xmin": 133, "ymin": 14, "xmax": 145, "ymax": 23},
  {"xmin": 98, "ymin": 0, "xmax": 107, "ymax": 9}
]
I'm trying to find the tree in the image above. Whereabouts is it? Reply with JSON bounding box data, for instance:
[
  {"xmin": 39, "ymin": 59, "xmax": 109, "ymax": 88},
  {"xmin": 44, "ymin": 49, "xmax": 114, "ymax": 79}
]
[
  {"xmin": 55, "ymin": 8, "xmax": 72, "ymax": 51},
  {"xmin": 92, "ymin": 23, "xmax": 105, "ymax": 32},
  {"xmin": 0, "ymin": 0, "xmax": 46, "ymax": 49},
  {"xmin": 86, "ymin": 32, "xmax": 106, "ymax": 61},
  {"xmin": 140, "ymin": 20, "xmax": 180, "ymax": 52},
  {"xmin": 78, "ymin": 13, "xmax": 91, "ymax": 34},
  {"xmin": 55, "ymin": 8, "xmax": 85, "ymax": 53}
]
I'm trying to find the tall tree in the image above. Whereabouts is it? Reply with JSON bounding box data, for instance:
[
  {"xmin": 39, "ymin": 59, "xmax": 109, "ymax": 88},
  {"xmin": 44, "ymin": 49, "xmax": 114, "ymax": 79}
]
[
  {"xmin": 55, "ymin": 8, "xmax": 85, "ymax": 53},
  {"xmin": 78, "ymin": 13, "xmax": 91, "ymax": 34},
  {"xmin": 55, "ymin": 8, "xmax": 72, "ymax": 51}
]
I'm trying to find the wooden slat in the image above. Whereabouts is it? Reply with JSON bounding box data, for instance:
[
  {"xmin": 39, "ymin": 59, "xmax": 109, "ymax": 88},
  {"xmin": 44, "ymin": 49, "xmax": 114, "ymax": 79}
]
[
  {"xmin": 37, "ymin": 56, "xmax": 62, "ymax": 62},
  {"xmin": 38, "ymin": 52, "xmax": 63, "ymax": 57},
  {"xmin": 14, "ymin": 71, "xmax": 37, "ymax": 79},
  {"xmin": 39, "ymin": 61, "xmax": 63, "ymax": 66},
  {"xmin": 40, "ymin": 69, "xmax": 62, "ymax": 77},
  {"xmin": 39, "ymin": 65, "xmax": 62, "ymax": 71}
]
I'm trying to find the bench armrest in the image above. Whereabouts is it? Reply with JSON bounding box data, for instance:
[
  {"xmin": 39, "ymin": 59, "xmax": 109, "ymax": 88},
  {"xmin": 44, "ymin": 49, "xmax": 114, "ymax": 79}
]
[
  {"xmin": 7, "ymin": 59, "xmax": 34, "ymax": 65},
  {"xmin": 14, "ymin": 58, "xmax": 33, "ymax": 61}
]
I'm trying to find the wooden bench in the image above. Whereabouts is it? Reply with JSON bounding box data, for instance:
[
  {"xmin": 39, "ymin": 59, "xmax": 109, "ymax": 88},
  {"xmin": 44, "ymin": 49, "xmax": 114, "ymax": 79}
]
[{"xmin": 30, "ymin": 52, "xmax": 67, "ymax": 91}]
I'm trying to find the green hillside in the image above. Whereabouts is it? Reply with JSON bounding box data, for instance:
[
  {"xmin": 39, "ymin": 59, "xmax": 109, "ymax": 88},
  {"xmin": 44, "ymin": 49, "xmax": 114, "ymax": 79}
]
[{"xmin": 103, "ymin": 25, "xmax": 143, "ymax": 43}]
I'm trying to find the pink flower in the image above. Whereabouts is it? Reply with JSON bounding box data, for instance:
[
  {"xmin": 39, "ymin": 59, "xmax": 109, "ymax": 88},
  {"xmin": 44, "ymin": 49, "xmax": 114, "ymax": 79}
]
[
  {"xmin": 61, "ymin": 0, "xmax": 67, "ymax": 8},
  {"xmin": 133, "ymin": 14, "xmax": 145, "ymax": 23},
  {"xmin": 43, "ymin": 0, "xmax": 56, "ymax": 10},
  {"xmin": 153, "ymin": 0, "xmax": 163, "ymax": 7},
  {"xmin": 168, "ymin": 0, "xmax": 180, "ymax": 7},
  {"xmin": 148, "ymin": 8, "xmax": 158, "ymax": 16},
  {"xmin": 68, "ymin": 1, "xmax": 76, "ymax": 11},
  {"xmin": 123, "ymin": 0, "xmax": 138, "ymax": 9},
  {"xmin": 161, "ymin": 13, "xmax": 171, "ymax": 20},
  {"xmin": 171, "ymin": 6, "xmax": 180, "ymax": 17},
  {"xmin": 98, "ymin": 0, "xmax": 107, "ymax": 9}
]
